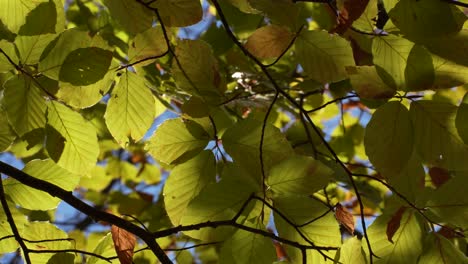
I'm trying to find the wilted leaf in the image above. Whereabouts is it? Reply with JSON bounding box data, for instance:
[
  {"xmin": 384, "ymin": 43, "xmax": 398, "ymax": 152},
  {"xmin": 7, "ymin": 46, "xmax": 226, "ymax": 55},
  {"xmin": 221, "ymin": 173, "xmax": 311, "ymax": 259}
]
[
  {"xmin": 111, "ymin": 225, "xmax": 137, "ymax": 264},
  {"xmin": 335, "ymin": 203, "xmax": 355, "ymax": 235},
  {"xmin": 428, "ymin": 167, "xmax": 451, "ymax": 188},
  {"xmin": 386, "ymin": 206, "xmax": 407, "ymax": 243}
]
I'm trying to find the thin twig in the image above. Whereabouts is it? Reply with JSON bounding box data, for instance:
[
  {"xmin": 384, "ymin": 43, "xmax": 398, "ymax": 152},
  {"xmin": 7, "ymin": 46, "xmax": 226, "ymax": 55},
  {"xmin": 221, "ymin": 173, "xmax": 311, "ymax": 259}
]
[{"xmin": 0, "ymin": 177, "xmax": 31, "ymax": 264}]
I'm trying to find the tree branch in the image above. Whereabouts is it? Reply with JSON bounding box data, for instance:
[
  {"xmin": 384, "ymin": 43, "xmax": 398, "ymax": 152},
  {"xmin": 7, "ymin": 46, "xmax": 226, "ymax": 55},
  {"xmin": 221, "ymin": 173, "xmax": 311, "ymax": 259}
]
[
  {"xmin": 0, "ymin": 177, "xmax": 31, "ymax": 264},
  {"xmin": 0, "ymin": 161, "xmax": 173, "ymax": 264}
]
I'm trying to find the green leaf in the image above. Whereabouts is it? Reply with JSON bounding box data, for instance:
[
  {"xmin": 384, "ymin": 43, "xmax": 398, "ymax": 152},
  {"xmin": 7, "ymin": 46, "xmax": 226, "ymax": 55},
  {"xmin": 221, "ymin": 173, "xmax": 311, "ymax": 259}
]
[
  {"xmin": 386, "ymin": 153, "xmax": 425, "ymax": 205},
  {"xmin": 222, "ymin": 118, "xmax": 294, "ymax": 185},
  {"xmin": 388, "ymin": 0, "xmax": 465, "ymax": 40},
  {"xmin": 18, "ymin": 0, "xmax": 64, "ymax": 36},
  {"xmin": 147, "ymin": 118, "xmax": 210, "ymax": 165},
  {"xmin": 418, "ymin": 234, "xmax": 468, "ymax": 264},
  {"xmin": 128, "ymin": 26, "xmax": 168, "ymax": 67},
  {"xmin": 0, "ymin": 40, "xmax": 18, "ymax": 73},
  {"xmin": 456, "ymin": 92, "xmax": 468, "ymax": 144},
  {"xmin": 47, "ymin": 253, "xmax": 75, "ymax": 264},
  {"xmin": 46, "ymin": 101, "xmax": 99, "ymax": 174},
  {"xmin": 267, "ymin": 155, "xmax": 333, "ymax": 196},
  {"xmin": 172, "ymin": 39, "xmax": 223, "ymax": 98},
  {"xmin": 247, "ymin": 0, "xmax": 299, "ymax": 30},
  {"xmin": 423, "ymin": 29, "xmax": 468, "ymax": 68},
  {"xmin": 151, "ymin": 0, "xmax": 203, "ymax": 27},
  {"xmin": 164, "ymin": 151, "xmax": 216, "ymax": 225},
  {"xmin": 0, "ymin": 0, "xmax": 46, "ymax": 33},
  {"xmin": 23, "ymin": 222, "xmax": 71, "ymax": 264},
  {"xmin": 347, "ymin": 65, "xmax": 395, "ymax": 99},
  {"xmin": 224, "ymin": 222, "xmax": 277, "ymax": 264},
  {"xmin": 364, "ymin": 101, "xmax": 413, "ymax": 175},
  {"xmin": 3, "ymin": 75, "xmax": 47, "ymax": 136},
  {"xmin": 351, "ymin": 0, "xmax": 378, "ymax": 32},
  {"xmin": 295, "ymin": 30, "xmax": 355, "ymax": 83},
  {"xmin": 274, "ymin": 195, "xmax": 341, "ymax": 262},
  {"xmin": 0, "ymin": 108, "xmax": 16, "ymax": 151},
  {"xmin": 0, "ymin": 203, "xmax": 27, "ymax": 253},
  {"xmin": 88, "ymin": 233, "xmax": 116, "ymax": 264},
  {"xmin": 104, "ymin": 71, "xmax": 155, "ymax": 146},
  {"xmin": 3, "ymin": 159, "xmax": 79, "ymax": 210},
  {"xmin": 15, "ymin": 34, "xmax": 57, "ymax": 65},
  {"xmin": 404, "ymin": 45, "xmax": 435, "ymax": 91},
  {"xmin": 38, "ymin": 28, "xmax": 113, "ymax": 85},
  {"xmin": 244, "ymin": 25, "xmax": 294, "ymax": 59},
  {"xmin": 426, "ymin": 172, "xmax": 468, "ymax": 229},
  {"xmin": 50, "ymin": 66, "xmax": 115, "ymax": 109},
  {"xmin": 337, "ymin": 237, "xmax": 367, "ymax": 264},
  {"xmin": 431, "ymin": 52, "xmax": 468, "ymax": 89},
  {"xmin": 372, "ymin": 35, "xmax": 414, "ymax": 90},
  {"xmin": 365, "ymin": 209, "xmax": 424, "ymax": 263},
  {"xmin": 58, "ymin": 47, "xmax": 113, "ymax": 86},
  {"xmin": 409, "ymin": 100, "xmax": 468, "ymax": 171},
  {"xmin": 180, "ymin": 174, "xmax": 257, "ymax": 241},
  {"xmin": 102, "ymin": 0, "xmax": 153, "ymax": 35}
]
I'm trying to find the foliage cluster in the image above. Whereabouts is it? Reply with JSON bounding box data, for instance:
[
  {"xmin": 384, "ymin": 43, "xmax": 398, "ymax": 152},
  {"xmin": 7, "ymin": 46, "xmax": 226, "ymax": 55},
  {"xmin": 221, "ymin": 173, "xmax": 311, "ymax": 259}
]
[{"xmin": 0, "ymin": 0, "xmax": 467, "ymax": 263}]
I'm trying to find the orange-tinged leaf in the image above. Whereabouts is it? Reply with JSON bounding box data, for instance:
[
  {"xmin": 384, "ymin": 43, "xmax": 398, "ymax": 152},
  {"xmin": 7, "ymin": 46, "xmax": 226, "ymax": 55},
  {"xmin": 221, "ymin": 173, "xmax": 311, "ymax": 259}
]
[
  {"xmin": 335, "ymin": 203, "xmax": 355, "ymax": 235},
  {"xmin": 111, "ymin": 225, "xmax": 137, "ymax": 264},
  {"xmin": 386, "ymin": 207, "xmax": 407, "ymax": 243},
  {"xmin": 332, "ymin": 0, "xmax": 370, "ymax": 34},
  {"xmin": 429, "ymin": 167, "xmax": 451, "ymax": 188},
  {"xmin": 245, "ymin": 25, "xmax": 294, "ymax": 59}
]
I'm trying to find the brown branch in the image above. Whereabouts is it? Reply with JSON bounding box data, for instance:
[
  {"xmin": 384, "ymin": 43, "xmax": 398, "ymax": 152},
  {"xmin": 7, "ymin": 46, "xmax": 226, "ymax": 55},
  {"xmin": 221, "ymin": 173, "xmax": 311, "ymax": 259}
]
[
  {"xmin": 0, "ymin": 177, "xmax": 31, "ymax": 264},
  {"xmin": 115, "ymin": 50, "xmax": 170, "ymax": 71},
  {"xmin": 0, "ymin": 161, "xmax": 173, "ymax": 264}
]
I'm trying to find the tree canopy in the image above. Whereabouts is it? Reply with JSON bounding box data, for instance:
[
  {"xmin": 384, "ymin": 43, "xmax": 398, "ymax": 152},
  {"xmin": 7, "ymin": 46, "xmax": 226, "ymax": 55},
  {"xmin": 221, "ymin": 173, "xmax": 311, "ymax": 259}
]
[{"xmin": 0, "ymin": 0, "xmax": 467, "ymax": 263}]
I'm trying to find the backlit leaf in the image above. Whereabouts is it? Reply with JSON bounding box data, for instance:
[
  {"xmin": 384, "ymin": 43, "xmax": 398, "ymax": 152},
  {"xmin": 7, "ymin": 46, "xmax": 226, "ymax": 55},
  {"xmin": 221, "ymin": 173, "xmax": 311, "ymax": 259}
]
[
  {"xmin": 222, "ymin": 118, "xmax": 294, "ymax": 185},
  {"xmin": 296, "ymin": 30, "xmax": 355, "ymax": 83},
  {"xmin": 46, "ymin": 101, "xmax": 99, "ymax": 174},
  {"xmin": 3, "ymin": 159, "xmax": 79, "ymax": 210},
  {"xmin": 245, "ymin": 25, "xmax": 294, "ymax": 59},
  {"xmin": 0, "ymin": 109, "xmax": 15, "ymax": 151},
  {"xmin": 267, "ymin": 155, "xmax": 332, "ymax": 196},
  {"xmin": 102, "ymin": 0, "xmax": 153, "ymax": 35},
  {"xmin": 455, "ymin": 92, "xmax": 468, "ymax": 144},
  {"xmin": 151, "ymin": 0, "xmax": 203, "ymax": 27},
  {"xmin": 0, "ymin": 0, "xmax": 45, "ymax": 33},
  {"xmin": 38, "ymin": 28, "xmax": 113, "ymax": 85},
  {"xmin": 347, "ymin": 65, "xmax": 395, "ymax": 99},
  {"xmin": 3, "ymin": 75, "xmax": 47, "ymax": 136},
  {"xmin": 364, "ymin": 101, "xmax": 413, "ymax": 174},
  {"xmin": 418, "ymin": 234, "xmax": 468, "ymax": 264},
  {"xmin": 372, "ymin": 35, "xmax": 414, "ymax": 90},
  {"xmin": 164, "ymin": 151, "xmax": 216, "ymax": 225},
  {"xmin": 105, "ymin": 71, "xmax": 155, "ymax": 147},
  {"xmin": 15, "ymin": 34, "xmax": 56, "ymax": 65},
  {"xmin": 0, "ymin": 40, "xmax": 18, "ymax": 73},
  {"xmin": 128, "ymin": 26, "xmax": 168, "ymax": 67},
  {"xmin": 111, "ymin": 225, "xmax": 136, "ymax": 264},
  {"xmin": 147, "ymin": 118, "xmax": 210, "ymax": 165},
  {"xmin": 386, "ymin": 206, "xmax": 406, "ymax": 243},
  {"xmin": 409, "ymin": 100, "xmax": 468, "ymax": 171},
  {"xmin": 337, "ymin": 237, "xmax": 367, "ymax": 264},
  {"xmin": 366, "ymin": 208, "xmax": 424, "ymax": 263}
]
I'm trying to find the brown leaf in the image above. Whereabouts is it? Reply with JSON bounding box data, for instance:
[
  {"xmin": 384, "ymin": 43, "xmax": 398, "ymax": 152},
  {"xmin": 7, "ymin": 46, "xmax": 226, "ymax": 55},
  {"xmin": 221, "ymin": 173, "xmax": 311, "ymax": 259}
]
[
  {"xmin": 111, "ymin": 225, "xmax": 137, "ymax": 264},
  {"xmin": 244, "ymin": 25, "xmax": 294, "ymax": 59},
  {"xmin": 335, "ymin": 203, "xmax": 355, "ymax": 235},
  {"xmin": 331, "ymin": 0, "xmax": 370, "ymax": 34},
  {"xmin": 437, "ymin": 225, "xmax": 465, "ymax": 239},
  {"xmin": 429, "ymin": 167, "xmax": 451, "ymax": 188},
  {"xmin": 386, "ymin": 207, "xmax": 406, "ymax": 243}
]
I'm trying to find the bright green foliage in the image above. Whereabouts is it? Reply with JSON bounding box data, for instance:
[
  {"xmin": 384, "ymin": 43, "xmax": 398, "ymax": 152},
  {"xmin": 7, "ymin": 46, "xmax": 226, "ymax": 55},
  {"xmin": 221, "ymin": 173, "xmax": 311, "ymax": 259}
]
[
  {"xmin": 0, "ymin": 0, "xmax": 467, "ymax": 264},
  {"xmin": 364, "ymin": 101, "xmax": 413, "ymax": 175},
  {"xmin": 147, "ymin": 118, "xmax": 210, "ymax": 164},
  {"xmin": 46, "ymin": 101, "xmax": 99, "ymax": 174},
  {"xmin": 296, "ymin": 30, "xmax": 355, "ymax": 83},
  {"xmin": 267, "ymin": 155, "xmax": 333, "ymax": 196},
  {"xmin": 105, "ymin": 71, "xmax": 156, "ymax": 146},
  {"xmin": 4, "ymin": 159, "xmax": 78, "ymax": 210}
]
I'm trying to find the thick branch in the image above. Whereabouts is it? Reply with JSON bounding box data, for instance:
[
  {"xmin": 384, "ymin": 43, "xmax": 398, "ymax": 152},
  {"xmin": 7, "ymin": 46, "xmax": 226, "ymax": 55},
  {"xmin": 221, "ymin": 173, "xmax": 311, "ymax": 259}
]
[{"xmin": 0, "ymin": 161, "xmax": 173, "ymax": 264}]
